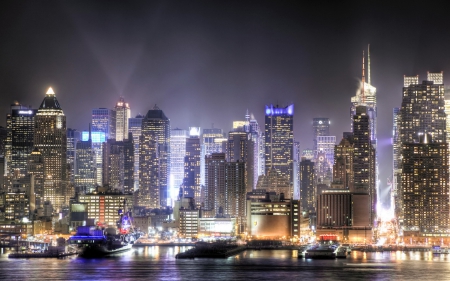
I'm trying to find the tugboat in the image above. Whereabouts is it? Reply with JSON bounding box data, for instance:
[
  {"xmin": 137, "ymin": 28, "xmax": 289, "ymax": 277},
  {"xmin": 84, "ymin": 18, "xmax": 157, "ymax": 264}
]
[{"xmin": 69, "ymin": 201, "xmax": 141, "ymax": 257}]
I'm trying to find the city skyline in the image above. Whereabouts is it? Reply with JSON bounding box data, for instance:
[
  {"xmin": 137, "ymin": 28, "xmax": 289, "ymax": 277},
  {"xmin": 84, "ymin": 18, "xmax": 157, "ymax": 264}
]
[{"xmin": 2, "ymin": 1, "xmax": 450, "ymax": 207}]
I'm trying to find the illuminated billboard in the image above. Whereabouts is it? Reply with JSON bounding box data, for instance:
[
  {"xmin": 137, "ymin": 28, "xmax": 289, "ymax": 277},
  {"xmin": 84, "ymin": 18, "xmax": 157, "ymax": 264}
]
[{"xmin": 82, "ymin": 131, "xmax": 106, "ymax": 143}]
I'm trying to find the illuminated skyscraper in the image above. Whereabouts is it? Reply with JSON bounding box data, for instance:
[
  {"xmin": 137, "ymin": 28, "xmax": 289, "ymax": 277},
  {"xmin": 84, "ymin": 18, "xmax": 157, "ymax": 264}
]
[
  {"xmin": 128, "ymin": 114, "xmax": 144, "ymax": 190},
  {"xmin": 264, "ymin": 104, "xmax": 294, "ymax": 183},
  {"xmin": 181, "ymin": 128, "xmax": 201, "ymax": 206},
  {"xmin": 169, "ymin": 128, "xmax": 188, "ymax": 205},
  {"xmin": 66, "ymin": 128, "xmax": 80, "ymax": 184},
  {"xmin": 352, "ymin": 106, "xmax": 376, "ymax": 224},
  {"xmin": 138, "ymin": 126, "xmax": 159, "ymax": 208},
  {"xmin": 34, "ymin": 87, "xmax": 67, "ymax": 209},
  {"xmin": 5, "ymin": 103, "xmax": 37, "ymax": 181},
  {"xmin": 91, "ymin": 108, "xmax": 114, "ymax": 185},
  {"xmin": 140, "ymin": 105, "xmax": 170, "ymax": 206},
  {"xmin": 27, "ymin": 148, "xmax": 44, "ymax": 207},
  {"xmin": 312, "ymin": 118, "xmax": 330, "ymax": 157},
  {"xmin": 200, "ymin": 127, "xmax": 225, "ymax": 186},
  {"xmin": 114, "ymin": 97, "xmax": 130, "ymax": 142},
  {"xmin": 331, "ymin": 135, "xmax": 354, "ymax": 191},
  {"xmin": 74, "ymin": 135, "xmax": 96, "ymax": 193},
  {"xmin": 397, "ymin": 73, "xmax": 448, "ymax": 241},
  {"xmin": 300, "ymin": 157, "xmax": 315, "ymax": 213},
  {"xmin": 205, "ymin": 153, "xmax": 226, "ymax": 212}
]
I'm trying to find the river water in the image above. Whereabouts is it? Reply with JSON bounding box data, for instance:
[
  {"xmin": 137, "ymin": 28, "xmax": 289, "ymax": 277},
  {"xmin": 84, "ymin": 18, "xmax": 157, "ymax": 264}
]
[{"xmin": 1, "ymin": 247, "xmax": 450, "ymax": 280}]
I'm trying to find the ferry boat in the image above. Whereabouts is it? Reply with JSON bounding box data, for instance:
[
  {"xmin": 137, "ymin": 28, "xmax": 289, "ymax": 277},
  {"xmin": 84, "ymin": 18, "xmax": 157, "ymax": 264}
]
[
  {"xmin": 304, "ymin": 234, "xmax": 342, "ymax": 259},
  {"xmin": 69, "ymin": 203, "xmax": 141, "ymax": 257}
]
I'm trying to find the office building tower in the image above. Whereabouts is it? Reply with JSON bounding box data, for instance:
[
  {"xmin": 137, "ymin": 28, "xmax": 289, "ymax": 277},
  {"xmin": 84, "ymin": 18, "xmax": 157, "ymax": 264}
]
[
  {"xmin": 102, "ymin": 134, "xmax": 134, "ymax": 193},
  {"xmin": 201, "ymin": 127, "xmax": 225, "ymax": 186},
  {"xmin": 312, "ymin": 118, "xmax": 330, "ymax": 157},
  {"xmin": 91, "ymin": 108, "xmax": 114, "ymax": 185},
  {"xmin": 316, "ymin": 136, "xmax": 336, "ymax": 168},
  {"xmin": 74, "ymin": 134, "xmax": 96, "ymax": 194},
  {"xmin": 245, "ymin": 111, "xmax": 263, "ymax": 187},
  {"xmin": 67, "ymin": 128, "xmax": 80, "ymax": 184},
  {"xmin": 301, "ymin": 149, "xmax": 314, "ymax": 160},
  {"xmin": 181, "ymin": 128, "xmax": 201, "ymax": 205},
  {"xmin": 331, "ymin": 135, "xmax": 354, "ymax": 190},
  {"xmin": 169, "ymin": 128, "xmax": 189, "ymax": 204},
  {"xmin": 34, "ymin": 87, "xmax": 67, "ymax": 209},
  {"xmin": 27, "ymin": 148, "xmax": 44, "ymax": 207},
  {"xmin": 0, "ymin": 126, "xmax": 6, "ymax": 157},
  {"xmin": 92, "ymin": 108, "xmax": 115, "ymax": 140},
  {"xmin": 353, "ymin": 106, "xmax": 376, "ymax": 224},
  {"xmin": 256, "ymin": 168, "xmax": 292, "ymax": 198},
  {"xmin": 401, "ymin": 134, "xmax": 449, "ymax": 238},
  {"xmin": 141, "ymin": 105, "xmax": 170, "ymax": 206},
  {"xmin": 392, "ymin": 107, "xmax": 401, "ymax": 217},
  {"xmin": 264, "ymin": 104, "xmax": 294, "ymax": 183},
  {"xmin": 114, "ymin": 97, "xmax": 130, "ymax": 142},
  {"xmin": 225, "ymin": 160, "xmax": 246, "ymax": 233},
  {"xmin": 300, "ymin": 157, "xmax": 315, "ymax": 213},
  {"xmin": 5, "ymin": 103, "xmax": 37, "ymax": 181},
  {"xmin": 138, "ymin": 127, "xmax": 159, "ymax": 208},
  {"xmin": 397, "ymin": 73, "xmax": 448, "ymax": 241},
  {"xmin": 205, "ymin": 153, "xmax": 226, "ymax": 212},
  {"xmin": 293, "ymin": 141, "xmax": 300, "ymax": 200},
  {"xmin": 129, "ymin": 114, "xmax": 144, "ymax": 190}
]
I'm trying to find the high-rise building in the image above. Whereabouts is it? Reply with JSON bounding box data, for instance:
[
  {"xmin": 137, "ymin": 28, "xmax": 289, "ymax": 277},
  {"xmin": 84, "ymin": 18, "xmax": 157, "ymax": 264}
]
[
  {"xmin": 102, "ymin": 134, "xmax": 134, "ymax": 193},
  {"xmin": 5, "ymin": 103, "xmax": 37, "ymax": 181},
  {"xmin": 300, "ymin": 157, "xmax": 315, "ymax": 213},
  {"xmin": 114, "ymin": 97, "xmax": 130, "ymax": 142},
  {"xmin": 264, "ymin": 104, "xmax": 294, "ymax": 184},
  {"xmin": 91, "ymin": 108, "xmax": 114, "ymax": 185},
  {"xmin": 34, "ymin": 87, "xmax": 67, "ymax": 209},
  {"xmin": 138, "ymin": 126, "xmax": 159, "ymax": 208},
  {"xmin": 27, "ymin": 148, "xmax": 44, "ymax": 207},
  {"xmin": 205, "ymin": 153, "xmax": 226, "ymax": 213},
  {"xmin": 401, "ymin": 134, "xmax": 449, "ymax": 238},
  {"xmin": 201, "ymin": 127, "xmax": 225, "ymax": 186},
  {"xmin": 331, "ymin": 135, "xmax": 354, "ymax": 190},
  {"xmin": 312, "ymin": 118, "xmax": 330, "ymax": 157},
  {"xmin": 128, "ymin": 114, "xmax": 144, "ymax": 191},
  {"xmin": 352, "ymin": 106, "xmax": 376, "ymax": 224},
  {"xmin": 397, "ymin": 73, "xmax": 448, "ymax": 242},
  {"xmin": 67, "ymin": 128, "xmax": 80, "ymax": 185},
  {"xmin": 181, "ymin": 128, "xmax": 201, "ymax": 206},
  {"xmin": 140, "ymin": 105, "xmax": 170, "ymax": 206},
  {"xmin": 74, "ymin": 135, "xmax": 96, "ymax": 194},
  {"xmin": 169, "ymin": 128, "xmax": 188, "ymax": 205}
]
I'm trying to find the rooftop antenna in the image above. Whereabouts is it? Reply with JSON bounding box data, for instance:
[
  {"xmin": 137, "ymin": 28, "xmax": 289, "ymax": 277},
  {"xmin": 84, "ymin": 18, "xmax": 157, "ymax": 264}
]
[
  {"xmin": 361, "ymin": 50, "xmax": 365, "ymax": 103},
  {"xmin": 367, "ymin": 44, "xmax": 371, "ymax": 85}
]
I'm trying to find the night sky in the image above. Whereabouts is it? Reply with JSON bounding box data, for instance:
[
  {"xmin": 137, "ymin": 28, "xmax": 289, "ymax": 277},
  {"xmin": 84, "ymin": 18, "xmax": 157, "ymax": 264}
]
[{"xmin": 1, "ymin": 1, "xmax": 450, "ymax": 206}]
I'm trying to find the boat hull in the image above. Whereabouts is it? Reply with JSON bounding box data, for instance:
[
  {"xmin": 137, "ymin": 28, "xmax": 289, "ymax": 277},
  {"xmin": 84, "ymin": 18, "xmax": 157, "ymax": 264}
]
[{"xmin": 79, "ymin": 243, "xmax": 132, "ymax": 257}]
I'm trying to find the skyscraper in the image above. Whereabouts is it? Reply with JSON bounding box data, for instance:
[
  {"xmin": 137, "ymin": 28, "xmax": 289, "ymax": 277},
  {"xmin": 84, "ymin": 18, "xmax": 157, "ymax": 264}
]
[
  {"xmin": 352, "ymin": 106, "xmax": 376, "ymax": 224},
  {"xmin": 312, "ymin": 117, "xmax": 330, "ymax": 157},
  {"xmin": 114, "ymin": 97, "xmax": 130, "ymax": 142},
  {"xmin": 128, "ymin": 114, "xmax": 144, "ymax": 190},
  {"xmin": 5, "ymin": 103, "xmax": 37, "ymax": 182},
  {"xmin": 300, "ymin": 157, "xmax": 315, "ymax": 213},
  {"xmin": 181, "ymin": 128, "xmax": 201, "ymax": 206},
  {"xmin": 140, "ymin": 105, "xmax": 170, "ymax": 206},
  {"xmin": 74, "ymin": 134, "xmax": 96, "ymax": 193},
  {"xmin": 264, "ymin": 104, "xmax": 294, "ymax": 183},
  {"xmin": 138, "ymin": 126, "xmax": 159, "ymax": 208},
  {"xmin": 397, "ymin": 73, "xmax": 448, "ymax": 241},
  {"xmin": 66, "ymin": 128, "xmax": 80, "ymax": 185},
  {"xmin": 205, "ymin": 153, "xmax": 226, "ymax": 213},
  {"xmin": 34, "ymin": 87, "xmax": 67, "ymax": 209},
  {"xmin": 169, "ymin": 128, "xmax": 188, "ymax": 205},
  {"xmin": 200, "ymin": 127, "xmax": 225, "ymax": 186},
  {"xmin": 91, "ymin": 108, "xmax": 114, "ymax": 185}
]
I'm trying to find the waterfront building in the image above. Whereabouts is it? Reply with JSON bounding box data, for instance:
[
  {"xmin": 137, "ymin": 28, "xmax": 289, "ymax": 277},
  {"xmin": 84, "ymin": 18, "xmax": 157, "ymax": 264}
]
[
  {"xmin": 397, "ymin": 73, "xmax": 448, "ymax": 241},
  {"xmin": 128, "ymin": 114, "xmax": 144, "ymax": 191},
  {"xmin": 198, "ymin": 217, "xmax": 236, "ymax": 238},
  {"xmin": 264, "ymin": 104, "xmax": 294, "ymax": 184},
  {"xmin": 246, "ymin": 197, "xmax": 300, "ymax": 239},
  {"xmin": 0, "ymin": 186, "xmax": 30, "ymax": 221},
  {"xmin": 78, "ymin": 188, "xmax": 133, "ymax": 227},
  {"xmin": 140, "ymin": 105, "xmax": 170, "ymax": 207},
  {"xmin": 114, "ymin": 97, "xmax": 130, "ymax": 142},
  {"xmin": 5, "ymin": 103, "xmax": 37, "ymax": 183},
  {"xmin": 170, "ymin": 128, "xmax": 189, "ymax": 205},
  {"xmin": 34, "ymin": 88, "xmax": 68, "ymax": 210}
]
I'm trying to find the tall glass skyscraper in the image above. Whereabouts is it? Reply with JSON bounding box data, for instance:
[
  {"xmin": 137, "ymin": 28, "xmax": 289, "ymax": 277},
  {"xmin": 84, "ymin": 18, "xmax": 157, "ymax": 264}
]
[
  {"xmin": 34, "ymin": 87, "xmax": 67, "ymax": 210},
  {"xmin": 114, "ymin": 97, "xmax": 130, "ymax": 141},
  {"xmin": 181, "ymin": 127, "xmax": 201, "ymax": 206},
  {"xmin": 91, "ymin": 108, "xmax": 114, "ymax": 185},
  {"xmin": 5, "ymin": 103, "xmax": 37, "ymax": 181},
  {"xmin": 169, "ymin": 128, "xmax": 188, "ymax": 205},
  {"xmin": 129, "ymin": 114, "xmax": 143, "ymax": 191},
  {"xmin": 264, "ymin": 104, "xmax": 294, "ymax": 183}
]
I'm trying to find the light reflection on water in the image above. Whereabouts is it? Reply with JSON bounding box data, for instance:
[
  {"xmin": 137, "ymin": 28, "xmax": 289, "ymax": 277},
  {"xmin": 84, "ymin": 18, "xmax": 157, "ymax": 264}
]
[{"xmin": 1, "ymin": 247, "xmax": 450, "ymax": 280}]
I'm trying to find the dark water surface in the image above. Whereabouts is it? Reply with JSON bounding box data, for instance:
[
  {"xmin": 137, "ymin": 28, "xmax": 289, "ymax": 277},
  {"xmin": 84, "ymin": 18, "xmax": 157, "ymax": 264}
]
[{"xmin": 2, "ymin": 247, "xmax": 450, "ymax": 280}]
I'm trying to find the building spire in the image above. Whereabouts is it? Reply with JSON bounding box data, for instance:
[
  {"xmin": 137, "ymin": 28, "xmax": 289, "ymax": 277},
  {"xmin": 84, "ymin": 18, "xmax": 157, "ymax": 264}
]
[
  {"xmin": 367, "ymin": 44, "xmax": 371, "ymax": 85},
  {"xmin": 46, "ymin": 87, "xmax": 55, "ymax": 96},
  {"xmin": 361, "ymin": 50, "xmax": 365, "ymax": 103}
]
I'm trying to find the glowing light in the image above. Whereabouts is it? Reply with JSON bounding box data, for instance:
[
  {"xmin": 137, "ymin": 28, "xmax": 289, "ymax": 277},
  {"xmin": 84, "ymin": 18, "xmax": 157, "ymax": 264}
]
[
  {"xmin": 46, "ymin": 87, "xmax": 55, "ymax": 96},
  {"xmin": 189, "ymin": 127, "xmax": 200, "ymax": 136},
  {"xmin": 18, "ymin": 110, "xmax": 33, "ymax": 115}
]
